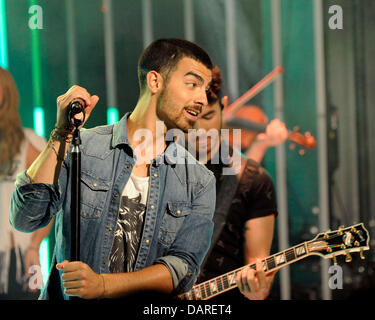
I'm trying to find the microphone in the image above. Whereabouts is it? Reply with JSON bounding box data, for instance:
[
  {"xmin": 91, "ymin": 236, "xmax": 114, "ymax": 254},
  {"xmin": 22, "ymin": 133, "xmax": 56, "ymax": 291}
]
[{"xmin": 67, "ymin": 99, "xmax": 86, "ymax": 127}]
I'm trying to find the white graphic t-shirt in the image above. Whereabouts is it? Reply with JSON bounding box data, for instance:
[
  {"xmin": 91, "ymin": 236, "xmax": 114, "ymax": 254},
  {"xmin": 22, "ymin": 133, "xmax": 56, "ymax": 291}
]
[{"xmin": 108, "ymin": 173, "xmax": 150, "ymax": 273}]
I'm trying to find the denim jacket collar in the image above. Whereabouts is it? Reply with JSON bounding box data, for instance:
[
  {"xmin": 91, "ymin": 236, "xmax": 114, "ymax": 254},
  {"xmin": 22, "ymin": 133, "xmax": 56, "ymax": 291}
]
[{"xmin": 112, "ymin": 112, "xmax": 131, "ymax": 148}]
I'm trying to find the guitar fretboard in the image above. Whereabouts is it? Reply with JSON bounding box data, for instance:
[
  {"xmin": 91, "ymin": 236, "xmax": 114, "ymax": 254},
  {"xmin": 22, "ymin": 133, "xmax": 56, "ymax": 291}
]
[{"xmin": 179, "ymin": 242, "xmax": 309, "ymax": 300}]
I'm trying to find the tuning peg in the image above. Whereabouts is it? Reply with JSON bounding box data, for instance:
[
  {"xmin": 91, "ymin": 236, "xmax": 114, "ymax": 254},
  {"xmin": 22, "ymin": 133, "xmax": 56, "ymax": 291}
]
[
  {"xmin": 354, "ymin": 241, "xmax": 360, "ymax": 247},
  {"xmin": 360, "ymin": 249, "xmax": 365, "ymax": 260},
  {"xmin": 345, "ymin": 251, "xmax": 352, "ymax": 263},
  {"xmin": 338, "ymin": 225, "xmax": 345, "ymax": 235},
  {"xmin": 332, "ymin": 255, "xmax": 337, "ymax": 265}
]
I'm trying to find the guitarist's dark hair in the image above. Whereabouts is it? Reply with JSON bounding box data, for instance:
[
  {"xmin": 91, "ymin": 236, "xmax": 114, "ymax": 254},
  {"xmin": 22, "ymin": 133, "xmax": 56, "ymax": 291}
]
[{"xmin": 207, "ymin": 65, "xmax": 224, "ymax": 109}]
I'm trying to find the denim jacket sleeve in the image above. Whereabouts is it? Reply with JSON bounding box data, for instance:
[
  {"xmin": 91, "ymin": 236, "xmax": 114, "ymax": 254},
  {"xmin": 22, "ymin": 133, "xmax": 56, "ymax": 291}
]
[
  {"xmin": 155, "ymin": 172, "xmax": 216, "ymax": 294},
  {"xmin": 9, "ymin": 156, "xmax": 70, "ymax": 233}
]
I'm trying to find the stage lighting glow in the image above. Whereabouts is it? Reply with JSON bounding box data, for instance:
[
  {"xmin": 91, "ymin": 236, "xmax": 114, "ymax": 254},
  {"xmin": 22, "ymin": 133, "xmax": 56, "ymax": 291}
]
[
  {"xmin": 0, "ymin": 0, "xmax": 8, "ymax": 68},
  {"xmin": 29, "ymin": 0, "xmax": 49, "ymax": 291},
  {"xmin": 33, "ymin": 107, "xmax": 45, "ymax": 137},
  {"xmin": 39, "ymin": 238, "xmax": 49, "ymax": 287},
  {"xmin": 107, "ymin": 107, "xmax": 119, "ymax": 124}
]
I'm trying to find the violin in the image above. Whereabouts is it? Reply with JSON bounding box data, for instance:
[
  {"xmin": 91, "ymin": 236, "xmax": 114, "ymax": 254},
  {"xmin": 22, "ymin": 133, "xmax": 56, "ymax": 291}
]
[{"xmin": 225, "ymin": 105, "xmax": 316, "ymax": 155}]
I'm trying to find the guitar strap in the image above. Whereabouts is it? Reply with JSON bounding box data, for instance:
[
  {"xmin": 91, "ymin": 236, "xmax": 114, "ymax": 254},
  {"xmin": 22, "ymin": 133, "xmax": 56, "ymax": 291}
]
[{"xmin": 200, "ymin": 157, "xmax": 246, "ymax": 270}]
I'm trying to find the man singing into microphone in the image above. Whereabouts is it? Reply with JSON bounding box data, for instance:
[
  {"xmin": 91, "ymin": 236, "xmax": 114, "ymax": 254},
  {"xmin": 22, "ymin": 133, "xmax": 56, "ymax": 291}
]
[{"xmin": 10, "ymin": 38, "xmax": 216, "ymax": 300}]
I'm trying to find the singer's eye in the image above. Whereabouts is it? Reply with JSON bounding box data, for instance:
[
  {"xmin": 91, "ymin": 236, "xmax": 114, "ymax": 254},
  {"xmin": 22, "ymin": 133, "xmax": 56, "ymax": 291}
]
[{"xmin": 186, "ymin": 83, "xmax": 197, "ymax": 88}]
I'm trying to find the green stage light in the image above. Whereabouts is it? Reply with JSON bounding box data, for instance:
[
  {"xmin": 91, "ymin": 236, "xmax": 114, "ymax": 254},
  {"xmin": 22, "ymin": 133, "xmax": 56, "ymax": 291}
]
[
  {"xmin": 33, "ymin": 107, "xmax": 45, "ymax": 137},
  {"xmin": 0, "ymin": 0, "xmax": 8, "ymax": 68},
  {"xmin": 107, "ymin": 107, "xmax": 119, "ymax": 125},
  {"xmin": 29, "ymin": 0, "xmax": 49, "ymax": 290},
  {"xmin": 39, "ymin": 238, "xmax": 49, "ymax": 287}
]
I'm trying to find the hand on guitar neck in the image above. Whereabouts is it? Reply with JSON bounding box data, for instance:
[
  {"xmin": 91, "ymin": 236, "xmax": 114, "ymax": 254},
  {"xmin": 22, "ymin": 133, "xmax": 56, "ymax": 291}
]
[{"xmin": 236, "ymin": 258, "xmax": 278, "ymax": 300}]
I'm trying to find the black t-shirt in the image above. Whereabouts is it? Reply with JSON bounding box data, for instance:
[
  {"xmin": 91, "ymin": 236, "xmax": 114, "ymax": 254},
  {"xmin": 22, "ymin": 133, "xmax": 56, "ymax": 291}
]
[{"xmin": 198, "ymin": 154, "xmax": 278, "ymax": 300}]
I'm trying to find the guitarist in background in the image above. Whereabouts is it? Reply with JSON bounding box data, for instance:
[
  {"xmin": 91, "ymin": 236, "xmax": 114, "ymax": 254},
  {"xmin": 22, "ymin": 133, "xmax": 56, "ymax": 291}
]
[{"xmin": 186, "ymin": 66, "xmax": 287, "ymax": 300}]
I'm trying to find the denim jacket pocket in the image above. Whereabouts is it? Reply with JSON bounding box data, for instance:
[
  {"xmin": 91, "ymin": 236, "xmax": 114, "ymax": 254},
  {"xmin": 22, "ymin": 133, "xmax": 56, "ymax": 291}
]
[
  {"xmin": 158, "ymin": 202, "xmax": 192, "ymax": 246},
  {"xmin": 80, "ymin": 171, "xmax": 110, "ymax": 219}
]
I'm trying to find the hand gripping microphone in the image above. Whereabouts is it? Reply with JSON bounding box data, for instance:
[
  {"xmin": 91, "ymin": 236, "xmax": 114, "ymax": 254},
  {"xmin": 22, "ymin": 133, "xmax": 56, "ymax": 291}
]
[{"xmin": 67, "ymin": 99, "xmax": 86, "ymax": 128}]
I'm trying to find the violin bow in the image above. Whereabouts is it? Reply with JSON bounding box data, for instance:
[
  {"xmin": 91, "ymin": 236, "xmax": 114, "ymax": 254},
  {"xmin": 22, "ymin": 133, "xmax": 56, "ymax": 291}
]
[{"xmin": 222, "ymin": 66, "xmax": 284, "ymax": 123}]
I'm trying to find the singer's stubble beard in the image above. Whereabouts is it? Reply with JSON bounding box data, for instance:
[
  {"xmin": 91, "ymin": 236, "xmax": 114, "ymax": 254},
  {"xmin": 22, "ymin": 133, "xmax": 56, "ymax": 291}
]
[{"xmin": 156, "ymin": 87, "xmax": 196, "ymax": 133}]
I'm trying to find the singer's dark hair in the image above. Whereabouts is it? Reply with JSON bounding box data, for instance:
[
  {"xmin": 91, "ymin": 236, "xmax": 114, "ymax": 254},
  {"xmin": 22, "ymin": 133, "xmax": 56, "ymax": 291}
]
[{"xmin": 137, "ymin": 38, "xmax": 213, "ymax": 95}]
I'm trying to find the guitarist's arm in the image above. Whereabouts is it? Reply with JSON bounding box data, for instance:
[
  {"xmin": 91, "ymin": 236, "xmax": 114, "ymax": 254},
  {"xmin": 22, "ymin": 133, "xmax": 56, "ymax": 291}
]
[
  {"xmin": 245, "ymin": 119, "xmax": 288, "ymax": 163},
  {"xmin": 236, "ymin": 215, "xmax": 276, "ymax": 300}
]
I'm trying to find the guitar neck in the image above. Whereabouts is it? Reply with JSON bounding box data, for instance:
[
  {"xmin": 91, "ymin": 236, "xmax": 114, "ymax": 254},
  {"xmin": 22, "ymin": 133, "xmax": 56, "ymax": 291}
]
[{"xmin": 178, "ymin": 242, "xmax": 311, "ymax": 300}]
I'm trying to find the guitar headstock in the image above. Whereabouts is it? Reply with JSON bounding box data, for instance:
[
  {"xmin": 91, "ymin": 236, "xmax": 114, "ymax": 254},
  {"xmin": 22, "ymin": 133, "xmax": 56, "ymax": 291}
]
[
  {"xmin": 288, "ymin": 126, "xmax": 316, "ymax": 155},
  {"xmin": 307, "ymin": 223, "xmax": 370, "ymax": 264}
]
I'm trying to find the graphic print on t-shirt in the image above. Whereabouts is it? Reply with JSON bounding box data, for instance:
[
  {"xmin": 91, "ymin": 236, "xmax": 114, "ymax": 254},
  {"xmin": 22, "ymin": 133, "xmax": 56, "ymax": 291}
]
[{"xmin": 109, "ymin": 174, "xmax": 149, "ymax": 273}]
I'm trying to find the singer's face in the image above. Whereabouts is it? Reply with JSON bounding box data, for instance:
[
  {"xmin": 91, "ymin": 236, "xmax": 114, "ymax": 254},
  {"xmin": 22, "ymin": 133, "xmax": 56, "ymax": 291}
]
[
  {"xmin": 186, "ymin": 100, "xmax": 222, "ymax": 162},
  {"xmin": 156, "ymin": 57, "xmax": 212, "ymax": 133}
]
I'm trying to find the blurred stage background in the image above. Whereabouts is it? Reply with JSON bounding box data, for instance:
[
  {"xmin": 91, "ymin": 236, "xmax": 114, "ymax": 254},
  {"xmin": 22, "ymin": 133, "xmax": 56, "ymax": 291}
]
[{"xmin": 1, "ymin": 0, "xmax": 375, "ymax": 300}]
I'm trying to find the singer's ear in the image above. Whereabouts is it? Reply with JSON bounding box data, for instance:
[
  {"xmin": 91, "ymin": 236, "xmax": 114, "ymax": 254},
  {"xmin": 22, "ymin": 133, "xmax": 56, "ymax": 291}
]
[{"xmin": 147, "ymin": 71, "xmax": 164, "ymax": 94}]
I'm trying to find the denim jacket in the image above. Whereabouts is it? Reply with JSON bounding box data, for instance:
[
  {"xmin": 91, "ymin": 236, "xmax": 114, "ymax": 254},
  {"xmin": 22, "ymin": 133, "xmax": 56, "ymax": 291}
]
[{"xmin": 10, "ymin": 113, "xmax": 215, "ymax": 300}]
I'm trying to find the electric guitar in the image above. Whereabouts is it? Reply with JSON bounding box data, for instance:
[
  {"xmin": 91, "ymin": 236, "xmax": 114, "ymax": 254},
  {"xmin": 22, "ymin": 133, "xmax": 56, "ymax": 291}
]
[{"xmin": 178, "ymin": 223, "xmax": 370, "ymax": 300}]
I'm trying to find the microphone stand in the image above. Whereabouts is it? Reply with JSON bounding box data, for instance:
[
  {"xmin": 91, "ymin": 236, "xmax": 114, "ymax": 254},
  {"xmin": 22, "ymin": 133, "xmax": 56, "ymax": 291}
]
[
  {"xmin": 71, "ymin": 121, "xmax": 81, "ymax": 264},
  {"xmin": 68, "ymin": 101, "xmax": 85, "ymax": 300}
]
